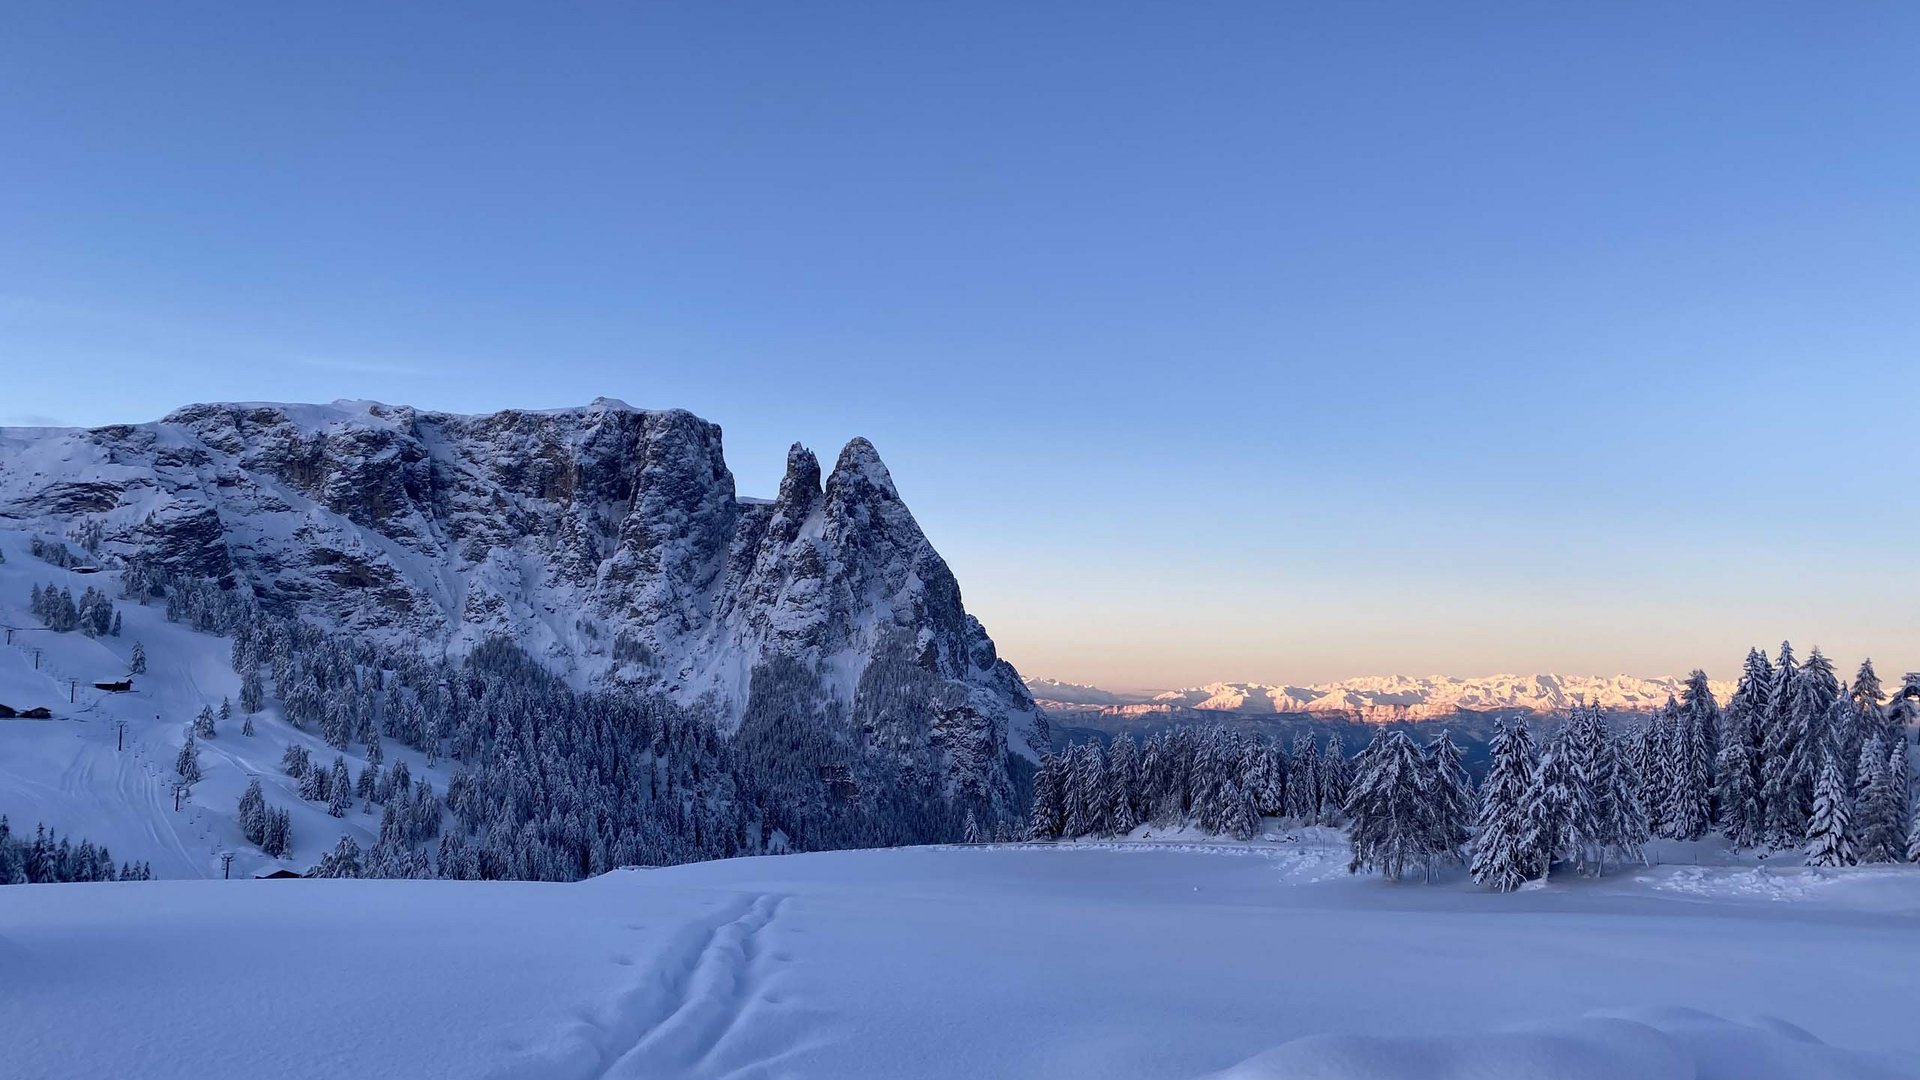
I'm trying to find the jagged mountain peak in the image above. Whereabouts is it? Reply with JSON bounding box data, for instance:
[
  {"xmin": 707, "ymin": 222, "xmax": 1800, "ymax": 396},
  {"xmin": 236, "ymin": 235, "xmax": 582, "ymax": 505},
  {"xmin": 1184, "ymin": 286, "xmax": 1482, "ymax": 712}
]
[
  {"xmin": 826, "ymin": 437, "xmax": 899, "ymax": 501},
  {"xmin": 0, "ymin": 399, "xmax": 1044, "ymax": 810}
]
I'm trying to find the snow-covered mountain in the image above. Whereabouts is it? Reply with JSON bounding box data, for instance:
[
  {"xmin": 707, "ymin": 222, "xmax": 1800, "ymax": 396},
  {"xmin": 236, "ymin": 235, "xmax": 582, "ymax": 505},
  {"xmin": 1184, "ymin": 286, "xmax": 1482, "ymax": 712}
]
[
  {"xmin": 1030, "ymin": 673, "xmax": 1735, "ymax": 722},
  {"xmin": 1019, "ymin": 677, "xmax": 1152, "ymax": 707},
  {"xmin": 0, "ymin": 399, "xmax": 1045, "ymax": 756}
]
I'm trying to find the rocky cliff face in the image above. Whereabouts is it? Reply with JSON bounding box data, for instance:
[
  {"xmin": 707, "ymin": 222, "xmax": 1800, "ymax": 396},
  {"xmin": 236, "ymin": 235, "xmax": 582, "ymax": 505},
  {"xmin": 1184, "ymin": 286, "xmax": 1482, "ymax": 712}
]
[{"xmin": 0, "ymin": 399, "xmax": 1045, "ymax": 801}]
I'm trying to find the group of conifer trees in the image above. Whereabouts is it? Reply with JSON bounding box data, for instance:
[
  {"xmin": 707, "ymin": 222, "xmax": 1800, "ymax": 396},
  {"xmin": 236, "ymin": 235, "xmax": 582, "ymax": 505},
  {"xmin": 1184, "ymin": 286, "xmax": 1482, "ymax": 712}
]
[
  {"xmin": 1026, "ymin": 726, "xmax": 1350, "ymax": 842},
  {"xmin": 0, "ymin": 816, "xmax": 152, "ymax": 884},
  {"xmin": 27, "ymin": 582, "xmax": 119, "ymax": 637},
  {"xmin": 1024, "ymin": 646, "xmax": 1920, "ymax": 891}
]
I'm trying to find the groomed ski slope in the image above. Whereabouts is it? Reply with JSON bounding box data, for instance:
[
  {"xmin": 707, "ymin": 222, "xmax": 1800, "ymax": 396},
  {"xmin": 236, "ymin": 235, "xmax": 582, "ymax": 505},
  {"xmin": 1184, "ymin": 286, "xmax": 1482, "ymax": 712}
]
[
  {"xmin": 0, "ymin": 530, "xmax": 450, "ymax": 878},
  {"xmin": 4, "ymin": 842, "xmax": 1919, "ymax": 1080}
]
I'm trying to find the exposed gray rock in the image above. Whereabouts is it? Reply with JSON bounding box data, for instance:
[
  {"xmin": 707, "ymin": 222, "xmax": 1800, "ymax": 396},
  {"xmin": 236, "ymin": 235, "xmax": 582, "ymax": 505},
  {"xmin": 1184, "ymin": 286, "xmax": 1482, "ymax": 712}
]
[{"xmin": 0, "ymin": 399, "xmax": 1044, "ymax": 806}]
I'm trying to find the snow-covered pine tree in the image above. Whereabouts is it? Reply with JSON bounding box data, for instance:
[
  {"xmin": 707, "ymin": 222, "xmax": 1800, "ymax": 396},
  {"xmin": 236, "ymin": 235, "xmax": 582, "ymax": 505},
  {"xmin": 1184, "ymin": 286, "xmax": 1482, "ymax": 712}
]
[
  {"xmin": 298, "ymin": 760, "xmax": 326, "ymax": 802},
  {"xmin": 321, "ymin": 693, "xmax": 353, "ymax": 752},
  {"xmin": 239, "ymin": 669, "xmax": 264, "ymax": 715},
  {"xmin": 241, "ymin": 714, "xmax": 256, "ymax": 737},
  {"xmin": 312, "ymin": 835, "xmax": 364, "ymax": 878},
  {"xmin": 264, "ymin": 808, "xmax": 292, "ymax": 859},
  {"xmin": 1635, "ymin": 714, "xmax": 1666, "ymax": 834},
  {"xmin": 327, "ymin": 757, "xmax": 353, "ymax": 817},
  {"xmin": 174, "ymin": 734, "xmax": 201, "ymax": 786},
  {"xmin": 1344, "ymin": 730, "xmax": 1436, "ymax": 882},
  {"xmin": 1605, "ymin": 724, "xmax": 1650, "ymax": 868},
  {"xmin": 1852, "ymin": 736, "xmax": 1902, "ymax": 864},
  {"xmin": 280, "ymin": 742, "xmax": 310, "ymax": 778},
  {"xmin": 1064, "ymin": 742, "xmax": 1106, "ymax": 838},
  {"xmin": 1562, "ymin": 706, "xmax": 1613, "ymax": 875},
  {"xmin": 1636, "ymin": 709, "xmax": 1669, "ymax": 837},
  {"xmin": 1662, "ymin": 697, "xmax": 1712, "ymax": 841},
  {"xmin": 1518, "ymin": 731, "xmax": 1575, "ymax": 880},
  {"xmin": 1027, "ymin": 753, "xmax": 1065, "ymax": 839},
  {"xmin": 129, "ymin": 640, "xmax": 147, "ymax": 675},
  {"xmin": 237, "ymin": 779, "xmax": 267, "ymax": 846},
  {"xmin": 1243, "ymin": 739, "xmax": 1285, "ymax": 818},
  {"xmin": 963, "ymin": 809, "xmax": 980, "ymax": 844},
  {"xmin": 1286, "ymin": 733, "xmax": 1319, "ymax": 823},
  {"xmin": 1317, "ymin": 734, "xmax": 1350, "ymax": 826},
  {"xmin": 1681, "ymin": 668, "xmax": 1720, "ymax": 788},
  {"xmin": 1190, "ymin": 727, "xmax": 1236, "ymax": 832},
  {"xmin": 1888, "ymin": 737, "xmax": 1910, "ymax": 832},
  {"xmin": 1762, "ymin": 642, "xmax": 1812, "ymax": 846},
  {"xmin": 1423, "ymin": 730, "xmax": 1472, "ymax": 863},
  {"xmin": 1715, "ymin": 647, "xmax": 1770, "ymax": 848},
  {"xmin": 193, "ymin": 705, "xmax": 216, "ymax": 739},
  {"xmin": 1470, "ymin": 721, "xmax": 1537, "ymax": 892},
  {"xmin": 1137, "ymin": 735, "xmax": 1168, "ymax": 825},
  {"xmin": 1805, "ymin": 753, "xmax": 1856, "ymax": 868},
  {"xmin": 1852, "ymin": 658, "xmax": 1886, "ymax": 741},
  {"xmin": 1885, "ymin": 674, "xmax": 1920, "ymax": 748},
  {"xmin": 1105, "ymin": 735, "xmax": 1140, "ymax": 834}
]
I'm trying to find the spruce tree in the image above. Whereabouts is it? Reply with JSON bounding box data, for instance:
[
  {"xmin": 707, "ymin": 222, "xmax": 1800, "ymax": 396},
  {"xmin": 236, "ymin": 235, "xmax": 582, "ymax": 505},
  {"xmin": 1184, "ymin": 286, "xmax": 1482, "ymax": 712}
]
[
  {"xmin": 1852, "ymin": 658, "xmax": 1885, "ymax": 739},
  {"xmin": 1423, "ymin": 730, "xmax": 1472, "ymax": 863},
  {"xmin": 129, "ymin": 641, "xmax": 147, "ymax": 675},
  {"xmin": 1105, "ymin": 736, "xmax": 1140, "ymax": 834},
  {"xmin": 1715, "ymin": 647, "xmax": 1770, "ymax": 848},
  {"xmin": 1344, "ymin": 731, "xmax": 1436, "ymax": 882},
  {"xmin": 1027, "ymin": 754, "xmax": 1065, "ymax": 839},
  {"xmin": 1762, "ymin": 642, "xmax": 1812, "ymax": 845},
  {"xmin": 175, "ymin": 734, "xmax": 202, "ymax": 786},
  {"xmin": 1518, "ymin": 734, "xmax": 1575, "ymax": 879},
  {"xmin": 1852, "ymin": 736, "xmax": 1902, "ymax": 864},
  {"xmin": 313, "ymin": 835, "xmax": 364, "ymax": 878},
  {"xmin": 1471, "ymin": 721, "xmax": 1537, "ymax": 892},
  {"xmin": 1243, "ymin": 739, "xmax": 1285, "ymax": 817},
  {"xmin": 1317, "ymin": 734, "xmax": 1350, "ymax": 825},
  {"xmin": 1662, "ymin": 700, "xmax": 1712, "ymax": 841},
  {"xmin": 327, "ymin": 757, "xmax": 353, "ymax": 817},
  {"xmin": 1635, "ymin": 712, "xmax": 1668, "ymax": 836},
  {"xmin": 237, "ymin": 779, "xmax": 268, "ymax": 846},
  {"xmin": 1064, "ymin": 742, "xmax": 1106, "ymax": 837},
  {"xmin": 1286, "ymin": 733, "xmax": 1319, "ymax": 822},
  {"xmin": 1805, "ymin": 755, "xmax": 1856, "ymax": 868}
]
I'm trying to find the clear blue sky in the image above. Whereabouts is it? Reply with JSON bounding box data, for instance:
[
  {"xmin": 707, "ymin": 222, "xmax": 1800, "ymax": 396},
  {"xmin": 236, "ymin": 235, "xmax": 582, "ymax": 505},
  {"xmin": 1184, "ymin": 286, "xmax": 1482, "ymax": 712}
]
[{"xmin": 5, "ymin": 4, "xmax": 1918, "ymax": 689}]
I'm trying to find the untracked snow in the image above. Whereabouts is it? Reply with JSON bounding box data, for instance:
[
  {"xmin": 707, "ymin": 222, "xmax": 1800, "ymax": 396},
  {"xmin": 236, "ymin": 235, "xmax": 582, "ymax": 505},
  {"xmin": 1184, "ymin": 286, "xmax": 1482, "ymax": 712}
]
[{"xmin": 3, "ymin": 843, "xmax": 1918, "ymax": 1080}]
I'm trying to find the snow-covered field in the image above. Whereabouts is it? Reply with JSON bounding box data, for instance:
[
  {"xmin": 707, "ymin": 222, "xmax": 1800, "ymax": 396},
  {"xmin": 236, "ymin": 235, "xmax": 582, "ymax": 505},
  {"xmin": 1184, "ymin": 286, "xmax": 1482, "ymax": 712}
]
[{"xmin": 5, "ymin": 841, "xmax": 1919, "ymax": 1080}]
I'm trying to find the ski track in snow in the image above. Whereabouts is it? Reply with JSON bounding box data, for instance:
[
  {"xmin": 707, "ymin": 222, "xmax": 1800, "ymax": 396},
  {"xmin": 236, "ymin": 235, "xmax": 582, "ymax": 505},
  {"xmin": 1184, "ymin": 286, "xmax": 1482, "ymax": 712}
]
[{"xmin": 491, "ymin": 891, "xmax": 797, "ymax": 1080}]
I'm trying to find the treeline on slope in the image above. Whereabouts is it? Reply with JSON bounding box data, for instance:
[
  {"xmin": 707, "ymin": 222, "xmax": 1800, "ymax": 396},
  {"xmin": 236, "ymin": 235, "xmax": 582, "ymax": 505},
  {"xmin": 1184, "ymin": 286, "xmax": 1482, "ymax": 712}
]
[
  {"xmin": 0, "ymin": 816, "xmax": 153, "ymax": 885},
  {"xmin": 1027, "ymin": 727, "xmax": 1351, "ymax": 842},
  {"xmin": 1027, "ymin": 651, "xmax": 1920, "ymax": 891},
  {"xmin": 70, "ymin": 555, "xmax": 1018, "ymax": 881}
]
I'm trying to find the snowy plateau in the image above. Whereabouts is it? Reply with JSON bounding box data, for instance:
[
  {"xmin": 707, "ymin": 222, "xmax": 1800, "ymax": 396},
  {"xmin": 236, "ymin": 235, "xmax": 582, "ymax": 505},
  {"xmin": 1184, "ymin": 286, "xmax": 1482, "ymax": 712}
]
[{"xmin": 0, "ymin": 402, "xmax": 1917, "ymax": 1080}]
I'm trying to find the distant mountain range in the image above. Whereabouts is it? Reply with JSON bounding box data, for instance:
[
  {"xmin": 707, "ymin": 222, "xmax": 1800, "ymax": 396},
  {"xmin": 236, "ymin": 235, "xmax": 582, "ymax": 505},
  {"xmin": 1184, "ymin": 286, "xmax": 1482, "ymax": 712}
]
[{"xmin": 1027, "ymin": 673, "xmax": 1735, "ymax": 724}]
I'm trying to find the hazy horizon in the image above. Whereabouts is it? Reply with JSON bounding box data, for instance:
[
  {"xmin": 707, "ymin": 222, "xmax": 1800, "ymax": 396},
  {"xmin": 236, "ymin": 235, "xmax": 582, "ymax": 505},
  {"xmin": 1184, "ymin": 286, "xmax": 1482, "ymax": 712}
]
[{"xmin": 7, "ymin": 5, "xmax": 1917, "ymax": 687}]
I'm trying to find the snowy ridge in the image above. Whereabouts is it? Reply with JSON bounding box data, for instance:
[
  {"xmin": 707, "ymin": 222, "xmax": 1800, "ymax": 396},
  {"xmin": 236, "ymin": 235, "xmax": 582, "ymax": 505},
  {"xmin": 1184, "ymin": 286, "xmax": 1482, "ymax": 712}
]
[
  {"xmin": 0, "ymin": 401, "xmax": 1045, "ymax": 785},
  {"xmin": 1031, "ymin": 672, "xmax": 1738, "ymax": 722}
]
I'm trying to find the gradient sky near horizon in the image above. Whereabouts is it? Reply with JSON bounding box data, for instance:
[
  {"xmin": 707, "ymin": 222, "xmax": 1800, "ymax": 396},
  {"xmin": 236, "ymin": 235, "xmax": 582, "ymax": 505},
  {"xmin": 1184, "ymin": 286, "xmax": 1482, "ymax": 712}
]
[{"xmin": 5, "ymin": 4, "xmax": 1918, "ymax": 690}]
